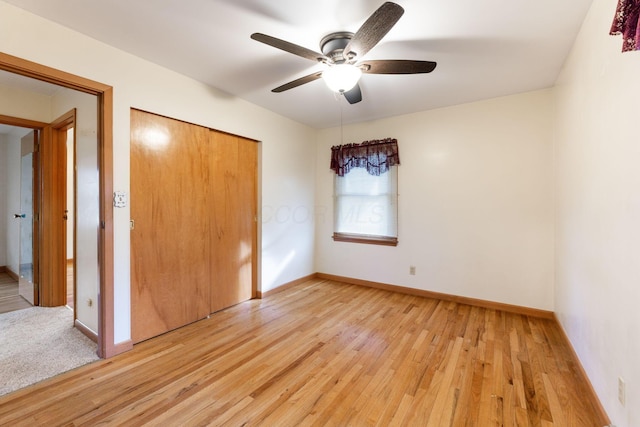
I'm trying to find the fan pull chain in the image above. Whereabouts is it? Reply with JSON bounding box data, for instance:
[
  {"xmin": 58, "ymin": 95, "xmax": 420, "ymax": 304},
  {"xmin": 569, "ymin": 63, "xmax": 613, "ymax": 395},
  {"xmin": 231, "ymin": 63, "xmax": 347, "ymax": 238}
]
[{"xmin": 340, "ymin": 98, "xmax": 344, "ymax": 145}]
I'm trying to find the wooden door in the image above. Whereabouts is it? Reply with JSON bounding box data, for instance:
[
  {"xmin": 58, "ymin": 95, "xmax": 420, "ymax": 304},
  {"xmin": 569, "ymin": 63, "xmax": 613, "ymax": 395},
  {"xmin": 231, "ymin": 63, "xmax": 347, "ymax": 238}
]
[
  {"xmin": 130, "ymin": 110, "xmax": 211, "ymax": 343},
  {"xmin": 39, "ymin": 112, "xmax": 73, "ymax": 307},
  {"xmin": 210, "ymin": 132, "xmax": 257, "ymax": 312}
]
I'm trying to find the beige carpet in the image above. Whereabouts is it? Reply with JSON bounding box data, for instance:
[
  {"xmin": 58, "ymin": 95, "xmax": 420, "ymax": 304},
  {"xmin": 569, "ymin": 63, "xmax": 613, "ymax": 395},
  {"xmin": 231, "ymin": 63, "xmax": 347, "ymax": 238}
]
[{"xmin": 0, "ymin": 306, "xmax": 100, "ymax": 396}]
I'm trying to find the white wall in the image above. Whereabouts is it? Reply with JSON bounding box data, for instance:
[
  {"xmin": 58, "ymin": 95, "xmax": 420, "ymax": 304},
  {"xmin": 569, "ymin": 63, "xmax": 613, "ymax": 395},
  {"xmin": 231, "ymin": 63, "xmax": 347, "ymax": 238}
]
[
  {"xmin": 0, "ymin": 83, "xmax": 52, "ymax": 123},
  {"xmin": 554, "ymin": 0, "xmax": 640, "ymax": 425},
  {"xmin": 0, "ymin": 1, "xmax": 317, "ymax": 344},
  {"xmin": 0, "ymin": 132, "xmax": 29, "ymax": 275},
  {"xmin": 316, "ymin": 90, "xmax": 555, "ymax": 310},
  {"xmin": 0, "ymin": 84, "xmax": 52, "ymax": 275},
  {"xmin": 52, "ymin": 90, "xmax": 100, "ymax": 333}
]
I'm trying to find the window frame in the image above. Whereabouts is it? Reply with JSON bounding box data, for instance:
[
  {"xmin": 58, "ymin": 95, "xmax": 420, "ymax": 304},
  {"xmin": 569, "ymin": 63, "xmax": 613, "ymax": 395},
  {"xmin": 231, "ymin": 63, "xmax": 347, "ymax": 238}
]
[{"xmin": 332, "ymin": 232, "xmax": 398, "ymax": 246}]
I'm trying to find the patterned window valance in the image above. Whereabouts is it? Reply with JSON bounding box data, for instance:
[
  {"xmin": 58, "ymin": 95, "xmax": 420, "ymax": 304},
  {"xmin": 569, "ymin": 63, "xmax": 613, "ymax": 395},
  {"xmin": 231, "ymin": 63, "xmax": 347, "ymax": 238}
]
[
  {"xmin": 611, "ymin": 0, "xmax": 640, "ymax": 52},
  {"xmin": 330, "ymin": 138, "xmax": 400, "ymax": 177}
]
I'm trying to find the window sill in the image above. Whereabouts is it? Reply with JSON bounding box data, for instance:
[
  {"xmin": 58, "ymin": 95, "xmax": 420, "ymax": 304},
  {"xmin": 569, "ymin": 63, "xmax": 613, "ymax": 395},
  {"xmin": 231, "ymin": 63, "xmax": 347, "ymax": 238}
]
[{"xmin": 332, "ymin": 233, "xmax": 398, "ymax": 247}]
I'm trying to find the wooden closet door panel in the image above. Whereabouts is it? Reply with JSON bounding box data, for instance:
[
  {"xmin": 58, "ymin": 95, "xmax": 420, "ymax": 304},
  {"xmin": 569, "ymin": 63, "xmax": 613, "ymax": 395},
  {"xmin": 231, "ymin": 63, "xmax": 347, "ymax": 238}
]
[
  {"xmin": 237, "ymin": 136, "xmax": 258, "ymax": 299},
  {"xmin": 210, "ymin": 132, "xmax": 256, "ymax": 313},
  {"xmin": 130, "ymin": 109, "xmax": 211, "ymax": 343}
]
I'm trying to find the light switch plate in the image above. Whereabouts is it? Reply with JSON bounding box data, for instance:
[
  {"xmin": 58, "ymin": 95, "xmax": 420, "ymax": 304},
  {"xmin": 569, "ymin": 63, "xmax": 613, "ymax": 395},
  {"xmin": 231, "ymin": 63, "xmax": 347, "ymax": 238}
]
[{"xmin": 114, "ymin": 191, "xmax": 127, "ymax": 208}]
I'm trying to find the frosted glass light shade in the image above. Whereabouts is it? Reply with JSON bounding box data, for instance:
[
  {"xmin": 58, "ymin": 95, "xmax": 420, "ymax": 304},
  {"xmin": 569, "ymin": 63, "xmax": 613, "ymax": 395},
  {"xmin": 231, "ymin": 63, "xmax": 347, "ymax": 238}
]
[{"xmin": 322, "ymin": 64, "xmax": 362, "ymax": 93}]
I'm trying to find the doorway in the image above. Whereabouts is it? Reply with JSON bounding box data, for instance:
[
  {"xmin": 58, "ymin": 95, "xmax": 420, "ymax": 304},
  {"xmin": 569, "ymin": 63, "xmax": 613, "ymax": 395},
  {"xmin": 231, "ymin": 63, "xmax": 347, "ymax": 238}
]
[
  {"xmin": 0, "ymin": 125, "xmax": 39, "ymax": 314},
  {"xmin": 1, "ymin": 110, "xmax": 79, "ymax": 311},
  {"xmin": 0, "ymin": 52, "xmax": 115, "ymax": 357}
]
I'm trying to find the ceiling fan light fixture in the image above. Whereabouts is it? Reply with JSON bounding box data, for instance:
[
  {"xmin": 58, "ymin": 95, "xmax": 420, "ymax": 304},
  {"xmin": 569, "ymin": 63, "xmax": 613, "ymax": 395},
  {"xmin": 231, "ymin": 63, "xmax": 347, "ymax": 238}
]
[{"xmin": 322, "ymin": 64, "xmax": 362, "ymax": 93}]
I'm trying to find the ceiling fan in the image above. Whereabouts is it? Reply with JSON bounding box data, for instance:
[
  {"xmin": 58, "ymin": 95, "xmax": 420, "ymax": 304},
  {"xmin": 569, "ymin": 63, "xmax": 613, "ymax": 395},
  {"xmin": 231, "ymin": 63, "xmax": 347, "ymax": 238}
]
[{"xmin": 251, "ymin": 1, "xmax": 437, "ymax": 104}]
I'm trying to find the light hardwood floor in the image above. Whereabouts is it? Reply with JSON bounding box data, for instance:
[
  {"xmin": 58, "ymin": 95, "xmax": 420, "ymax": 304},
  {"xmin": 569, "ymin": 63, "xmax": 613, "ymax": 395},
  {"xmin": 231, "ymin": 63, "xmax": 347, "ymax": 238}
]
[
  {"xmin": 0, "ymin": 262, "xmax": 73, "ymax": 314},
  {"xmin": 66, "ymin": 261, "xmax": 74, "ymax": 308},
  {"xmin": 0, "ymin": 278, "xmax": 607, "ymax": 426},
  {"xmin": 0, "ymin": 272, "xmax": 31, "ymax": 314}
]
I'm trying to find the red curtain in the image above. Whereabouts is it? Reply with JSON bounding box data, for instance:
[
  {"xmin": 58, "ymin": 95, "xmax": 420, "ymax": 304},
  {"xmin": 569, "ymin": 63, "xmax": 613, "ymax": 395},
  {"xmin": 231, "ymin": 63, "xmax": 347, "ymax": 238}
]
[
  {"xmin": 611, "ymin": 0, "xmax": 640, "ymax": 52},
  {"xmin": 330, "ymin": 138, "xmax": 400, "ymax": 177}
]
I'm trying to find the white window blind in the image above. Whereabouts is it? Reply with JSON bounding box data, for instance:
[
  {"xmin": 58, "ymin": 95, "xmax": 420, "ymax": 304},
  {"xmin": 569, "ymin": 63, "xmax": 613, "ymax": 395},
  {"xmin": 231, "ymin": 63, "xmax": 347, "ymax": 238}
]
[{"xmin": 334, "ymin": 166, "xmax": 398, "ymax": 238}]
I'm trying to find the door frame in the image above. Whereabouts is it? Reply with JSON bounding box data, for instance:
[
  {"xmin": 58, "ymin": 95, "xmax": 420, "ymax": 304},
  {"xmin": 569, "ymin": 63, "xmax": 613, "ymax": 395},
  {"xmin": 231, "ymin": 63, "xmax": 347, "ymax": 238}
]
[{"xmin": 0, "ymin": 52, "xmax": 117, "ymax": 358}]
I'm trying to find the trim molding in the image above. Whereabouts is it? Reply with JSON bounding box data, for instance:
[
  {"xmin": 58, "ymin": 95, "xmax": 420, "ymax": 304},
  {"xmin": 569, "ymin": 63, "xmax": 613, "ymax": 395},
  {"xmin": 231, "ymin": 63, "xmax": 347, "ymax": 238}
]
[
  {"xmin": 316, "ymin": 272, "xmax": 555, "ymax": 319},
  {"xmin": 552, "ymin": 314, "xmax": 611, "ymax": 425},
  {"xmin": 99, "ymin": 87, "xmax": 116, "ymax": 358},
  {"xmin": 0, "ymin": 266, "xmax": 19, "ymax": 282},
  {"xmin": 75, "ymin": 319, "xmax": 98, "ymax": 343},
  {"xmin": 111, "ymin": 339, "xmax": 134, "ymax": 355},
  {"xmin": 258, "ymin": 273, "xmax": 319, "ymax": 298},
  {"xmin": 0, "ymin": 114, "xmax": 48, "ymax": 129},
  {"xmin": 332, "ymin": 232, "xmax": 398, "ymax": 247}
]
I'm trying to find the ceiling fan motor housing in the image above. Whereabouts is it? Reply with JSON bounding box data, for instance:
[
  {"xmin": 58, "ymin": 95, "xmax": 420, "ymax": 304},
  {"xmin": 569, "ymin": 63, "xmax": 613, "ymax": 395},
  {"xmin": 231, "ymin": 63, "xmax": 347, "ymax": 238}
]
[{"xmin": 320, "ymin": 32, "xmax": 354, "ymax": 63}]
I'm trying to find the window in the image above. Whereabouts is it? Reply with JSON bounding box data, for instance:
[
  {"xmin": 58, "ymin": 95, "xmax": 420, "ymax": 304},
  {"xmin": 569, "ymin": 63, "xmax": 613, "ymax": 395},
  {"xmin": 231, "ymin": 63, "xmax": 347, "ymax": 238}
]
[
  {"xmin": 330, "ymin": 138, "xmax": 399, "ymax": 246},
  {"xmin": 334, "ymin": 166, "xmax": 398, "ymax": 245}
]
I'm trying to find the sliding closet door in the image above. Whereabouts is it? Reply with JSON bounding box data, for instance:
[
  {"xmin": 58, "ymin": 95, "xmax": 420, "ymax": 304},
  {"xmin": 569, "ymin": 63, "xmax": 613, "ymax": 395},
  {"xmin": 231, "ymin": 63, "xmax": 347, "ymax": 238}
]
[
  {"xmin": 130, "ymin": 110, "xmax": 211, "ymax": 343},
  {"xmin": 210, "ymin": 132, "xmax": 257, "ymax": 312}
]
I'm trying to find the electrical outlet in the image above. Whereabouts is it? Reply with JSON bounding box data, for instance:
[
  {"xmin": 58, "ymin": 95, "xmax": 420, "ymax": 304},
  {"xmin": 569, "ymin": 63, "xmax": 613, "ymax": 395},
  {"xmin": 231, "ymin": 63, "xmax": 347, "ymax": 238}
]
[
  {"xmin": 409, "ymin": 266, "xmax": 416, "ymax": 275},
  {"xmin": 618, "ymin": 377, "xmax": 625, "ymax": 406}
]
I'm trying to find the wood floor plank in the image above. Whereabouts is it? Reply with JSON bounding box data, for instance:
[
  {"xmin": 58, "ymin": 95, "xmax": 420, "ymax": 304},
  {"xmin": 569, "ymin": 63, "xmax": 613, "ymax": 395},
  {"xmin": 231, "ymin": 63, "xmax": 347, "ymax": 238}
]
[
  {"xmin": 0, "ymin": 295, "xmax": 32, "ymax": 314},
  {"xmin": 0, "ymin": 272, "xmax": 32, "ymax": 314},
  {"xmin": 0, "ymin": 279, "xmax": 607, "ymax": 426}
]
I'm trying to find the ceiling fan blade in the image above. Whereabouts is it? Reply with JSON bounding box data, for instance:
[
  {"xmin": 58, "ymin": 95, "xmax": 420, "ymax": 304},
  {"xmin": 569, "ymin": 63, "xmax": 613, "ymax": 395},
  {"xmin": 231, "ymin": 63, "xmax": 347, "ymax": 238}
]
[
  {"xmin": 272, "ymin": 71, "xmax": 324, "ymax": 93},
  {"xmin": 251, "ymin": 33, "xmax": 328, "ymax": 63},
  {"xmin": 343, "ymin": 84, "xmax": 363, "ymax": 104},
  {"xmin": 343, "ymin": 2, "xmax": 404, "ymax": 61},
  {"xmin": 360, "ymin": 60, "xmax": 437, "ymax": 74}
]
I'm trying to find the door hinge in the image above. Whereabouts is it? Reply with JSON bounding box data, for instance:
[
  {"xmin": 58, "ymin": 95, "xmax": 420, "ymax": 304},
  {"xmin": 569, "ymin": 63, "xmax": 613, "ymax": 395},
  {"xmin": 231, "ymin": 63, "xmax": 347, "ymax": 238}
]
[{"xmin": 130, "ymin": 220, "xmax": 135, "ymax": 230}]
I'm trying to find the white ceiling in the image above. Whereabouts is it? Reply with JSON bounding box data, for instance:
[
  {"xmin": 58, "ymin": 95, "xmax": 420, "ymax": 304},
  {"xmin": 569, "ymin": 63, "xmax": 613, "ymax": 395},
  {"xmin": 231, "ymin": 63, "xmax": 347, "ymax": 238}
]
[{"xmin": 2, "ymin": 0, "xmax": 593, "ymax": 128}]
